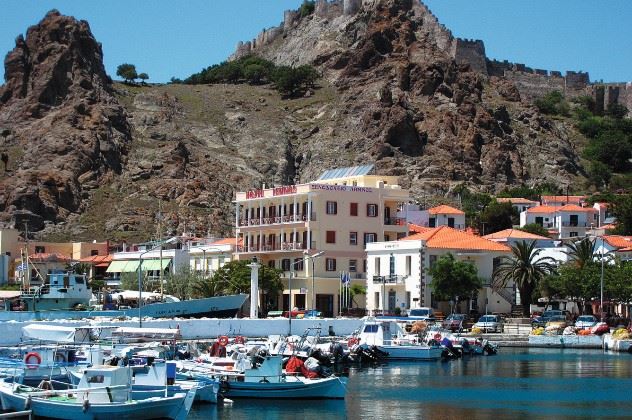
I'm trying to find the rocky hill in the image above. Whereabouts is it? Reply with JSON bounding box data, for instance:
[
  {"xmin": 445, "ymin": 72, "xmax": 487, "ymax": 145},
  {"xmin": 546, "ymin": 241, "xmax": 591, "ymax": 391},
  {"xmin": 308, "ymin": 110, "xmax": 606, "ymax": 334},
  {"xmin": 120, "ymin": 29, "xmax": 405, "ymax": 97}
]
[{"xmin": 0, "ymin": 2, "xmax": 600, "ymax": 242}]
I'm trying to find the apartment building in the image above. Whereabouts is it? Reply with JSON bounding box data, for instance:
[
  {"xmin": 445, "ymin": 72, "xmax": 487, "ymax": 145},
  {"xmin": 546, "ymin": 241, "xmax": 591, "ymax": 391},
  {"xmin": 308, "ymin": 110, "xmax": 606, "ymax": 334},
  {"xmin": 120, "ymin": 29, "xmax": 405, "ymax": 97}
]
[
  {"xmin": 398, "ymin": 204, "xmax": 466, "ymax": 229},
  {"xmin": 496, "ymin": 197, "xmax": 539, "ymax": 213},
  {"xmin": 234, "ymin": 165, "xmax": 409, "ymax": 316},
  {"xmin": 365, "ymin": 226, "xmax": 512, "ymax": 316},
  {"xmin": 187, "ymin": 237, "xmax": 236, "ymax": 275},
  {"xmin": 519, "ymin": 204, "xmax": 599, "ymax": 239}
]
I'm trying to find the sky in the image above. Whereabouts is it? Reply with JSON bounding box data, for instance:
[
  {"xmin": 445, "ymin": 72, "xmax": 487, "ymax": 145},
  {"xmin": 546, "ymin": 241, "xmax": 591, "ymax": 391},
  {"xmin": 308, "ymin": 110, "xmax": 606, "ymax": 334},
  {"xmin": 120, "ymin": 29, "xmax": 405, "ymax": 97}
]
[{"xmin": 0, "ymin": 0, "xmax": 630, "ymax": 84}]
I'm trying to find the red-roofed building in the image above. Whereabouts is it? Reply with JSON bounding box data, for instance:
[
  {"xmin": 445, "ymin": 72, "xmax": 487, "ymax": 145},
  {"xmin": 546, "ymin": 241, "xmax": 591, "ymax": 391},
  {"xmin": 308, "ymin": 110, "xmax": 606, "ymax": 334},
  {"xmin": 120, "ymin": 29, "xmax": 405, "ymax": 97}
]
[
  {"xmin": 496, "ymin": 197, "xmax": 539, "ymax": 213},
  {"xmin": 396, "ymin": 204, "xmax": 466, "ymax": 230},
  {"xmin": 541, "ymin": 195, "xmax": 586, "ymax": 207},
  {"xmin": 520, "ymin": 203, "xmax": 598, "ymax": 239},
  {"xmin": 597, "ymin": 235, "xmax": 632, "ymax": 261},
  {"xmin": 365, "ymin": 226, "xmax": 513, "ymax": 315}
]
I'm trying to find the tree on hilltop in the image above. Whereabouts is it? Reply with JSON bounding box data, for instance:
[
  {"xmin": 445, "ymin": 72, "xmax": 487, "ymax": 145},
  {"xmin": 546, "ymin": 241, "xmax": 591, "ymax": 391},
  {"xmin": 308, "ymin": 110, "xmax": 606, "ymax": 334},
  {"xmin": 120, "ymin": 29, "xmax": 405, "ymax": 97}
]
[
  {"xmin": 138, "ymin": 72, "xmax": 149, "ymax": 85},
  {"xmin": 116, "ymin": 63, "xmax": 138, "ymax": 84}
]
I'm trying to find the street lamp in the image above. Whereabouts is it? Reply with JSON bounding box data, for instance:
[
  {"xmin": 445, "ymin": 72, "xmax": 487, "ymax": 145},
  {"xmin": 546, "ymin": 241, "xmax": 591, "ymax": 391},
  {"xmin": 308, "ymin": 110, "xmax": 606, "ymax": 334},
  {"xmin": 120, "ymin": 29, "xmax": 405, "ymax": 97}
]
[{"xmin": 303, "ymin": 251, "xmax": 325, "ymax": 311}]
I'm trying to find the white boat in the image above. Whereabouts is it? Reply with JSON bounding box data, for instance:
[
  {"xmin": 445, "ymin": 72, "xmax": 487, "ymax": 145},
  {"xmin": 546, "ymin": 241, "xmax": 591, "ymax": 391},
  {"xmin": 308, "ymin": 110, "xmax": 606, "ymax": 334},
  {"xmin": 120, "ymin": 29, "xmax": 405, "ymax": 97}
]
[
  {"xmin": 357, "ymin": 320, "xmax": 443, "ymax": 361},
  {"xmin": 0, "ymin": 365, "xmax": 196, "ymax": 420}
]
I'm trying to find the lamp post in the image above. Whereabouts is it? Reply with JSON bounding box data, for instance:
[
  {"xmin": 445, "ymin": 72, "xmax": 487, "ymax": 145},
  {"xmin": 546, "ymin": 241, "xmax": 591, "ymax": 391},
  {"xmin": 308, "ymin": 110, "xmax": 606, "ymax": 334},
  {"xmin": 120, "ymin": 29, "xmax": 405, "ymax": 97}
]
[
  {"xmin": 600, "ymin": 236, "xmax": 605, "ymax": 322},
  {"xmin": 303, "ymin": 251, "xmax": 325, "ymax": 311},
  {"xmin": 137, "ymin": 247, "xmax": 156, "ymax": 328}
]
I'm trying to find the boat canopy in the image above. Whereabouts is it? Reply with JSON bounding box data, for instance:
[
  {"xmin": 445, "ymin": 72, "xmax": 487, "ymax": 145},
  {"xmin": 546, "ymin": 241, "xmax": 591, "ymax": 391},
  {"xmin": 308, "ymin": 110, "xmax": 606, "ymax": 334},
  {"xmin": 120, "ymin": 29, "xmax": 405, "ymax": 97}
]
[{"xmin": 22, "ymin": 324, "xmax": 115, "ymax": 343}]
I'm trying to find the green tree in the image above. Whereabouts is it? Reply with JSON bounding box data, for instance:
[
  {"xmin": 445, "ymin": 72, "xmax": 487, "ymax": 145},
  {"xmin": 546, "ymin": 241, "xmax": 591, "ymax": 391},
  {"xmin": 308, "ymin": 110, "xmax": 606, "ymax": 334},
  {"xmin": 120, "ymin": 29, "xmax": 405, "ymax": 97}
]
[
  {"xmin": 518, "ymin": 224, "xmax": 550, "ymax": 237},
  {"xmin": 453, "ymin": 184, "xmax": 492, "ymax": 228},
  {"xmin": 610, "ymin": 194, "xmax": 632, "ymax": 235},
  {"xmin": 479, "ymin": 201, "xmax": 517, "ymax": 234},
  {"xmin": 116, "ymin": 63, "xmax": 138, "ymax": 84},
  {"xmin": 138, "ymin": 72, "xmax": 149, "ymax": 85},
  {"xmin": 587, "ymin": 161, "xmax": 612, "ymax": 189},
  {"xmin": 583, "ymin": 130, "xmax": 632, "ymax": 172},
  {"xmin": 191, "ymin": 274, "xmax": 226, "ymax": 298},
  {"xmin": 164, "ymin": 265, "xmax": 200, "ymax": 300},
  {"xmin": 427, "ymin": 253, "xmax": 482, "ymax": 312},
  {"xmin": 299, "ymin": 0, "xmax": 316, "ymax": 17},
  {"xmin": 493, "ymin": 241, "xmax": 557, "ymax": 316},
  {"xmin": 211, "ymin": 261, "xmax": 284, "ymax": 309},
  {"xmin": 243, "ymin": 64, "xmax": 267, "ymax": 85},
  {"xmin": 534, "ymin": 91, "xmax": 569, "ymax": 116},
  {"xmin": 563, "ymin": 238, "xmax": 596, "ymax": 269},
  {"xmin": 606, "ymin": 103, "xmax": 629, "ymax": 120},
  {"xmin": 120, "ymin": 271, "xmax": 153, "ymax": 292}
]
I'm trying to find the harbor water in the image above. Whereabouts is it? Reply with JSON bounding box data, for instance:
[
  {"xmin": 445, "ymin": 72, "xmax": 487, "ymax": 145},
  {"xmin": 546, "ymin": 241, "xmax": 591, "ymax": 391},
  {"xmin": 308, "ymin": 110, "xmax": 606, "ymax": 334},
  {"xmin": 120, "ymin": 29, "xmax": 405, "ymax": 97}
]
[{"xmin": 190, "ymin": 347, "xmax": 632, "ymax": 419}]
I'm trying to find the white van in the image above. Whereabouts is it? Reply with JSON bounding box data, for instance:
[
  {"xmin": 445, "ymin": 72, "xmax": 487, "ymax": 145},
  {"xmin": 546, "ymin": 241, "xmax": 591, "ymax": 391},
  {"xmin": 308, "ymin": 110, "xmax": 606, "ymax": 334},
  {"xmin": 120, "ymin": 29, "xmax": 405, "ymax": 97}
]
[{"xmin": 408, "ymin": 307, "xmax": 435, "ymax": 321}]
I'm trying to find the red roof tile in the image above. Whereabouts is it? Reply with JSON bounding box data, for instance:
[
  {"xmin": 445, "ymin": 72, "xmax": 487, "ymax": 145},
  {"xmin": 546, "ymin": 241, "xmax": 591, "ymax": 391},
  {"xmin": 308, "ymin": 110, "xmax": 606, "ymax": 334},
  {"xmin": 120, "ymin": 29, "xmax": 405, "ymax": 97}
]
[
  {"xmin": 496, "ymin": 197, "xmax": 538, "ymax": 205},
  {"xmin": 483, "ymin": 229, "xmax": 550, "ymax": 240},
  {"xmin": 603, "ymin": 235, "xmax": 632, "ymax": 249},
  {"xmin": 428, "ymin": 205, "xmax": 465, "ymax": 215},
  {"xmin": 402, "ymin": 226, "xmax": 510, "ymax": 252}
]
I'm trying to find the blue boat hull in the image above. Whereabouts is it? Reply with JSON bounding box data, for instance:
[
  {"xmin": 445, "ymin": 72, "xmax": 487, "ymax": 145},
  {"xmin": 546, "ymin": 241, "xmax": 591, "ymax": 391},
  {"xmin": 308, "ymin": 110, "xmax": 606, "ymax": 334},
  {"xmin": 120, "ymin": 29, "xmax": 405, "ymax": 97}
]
[
  {"xmin": 0, "ymin": 294, "xmax": 248, "ymax": 321},
  {"xmin": 222, "ymin": 377, "xmax": 347, "ymax": 400}
]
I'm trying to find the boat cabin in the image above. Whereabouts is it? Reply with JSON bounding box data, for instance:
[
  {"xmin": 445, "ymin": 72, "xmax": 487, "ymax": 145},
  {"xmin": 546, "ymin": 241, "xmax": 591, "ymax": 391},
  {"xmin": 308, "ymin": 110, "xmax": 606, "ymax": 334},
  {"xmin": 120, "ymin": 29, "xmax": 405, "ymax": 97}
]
[
  {"xmin": 76, "ymin": 366, "xmax": 130, "ymax": 403},
  {"xmin": 358, "ymin": 321, "xmax": 406, "ymax": 346},
  {"xmin": 14, "ymin": 272, "xmax": 92, "ymax": 311}
]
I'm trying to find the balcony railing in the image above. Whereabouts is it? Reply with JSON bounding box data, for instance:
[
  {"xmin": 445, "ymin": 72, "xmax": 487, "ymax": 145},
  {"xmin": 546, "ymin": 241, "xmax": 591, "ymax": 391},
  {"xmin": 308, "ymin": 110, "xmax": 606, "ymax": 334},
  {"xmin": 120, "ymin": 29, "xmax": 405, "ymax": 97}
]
[
  {"xmin": 372, "ymin": 275, "xmax": 406, "ymax": 284},
  {"xmin": 561, "ymin": 221, "xmax": 588, "ymax": 227},
  {"xmin": 237, "ymin": 242, "xmax": 307, "ymax": 253},
  {"xmin": 384, "ymin": 217, "xmax": 406, "ymax": 226},
  {"xmin": 238, "ymin": 213, "xmax": 316, "ymax": 227}
]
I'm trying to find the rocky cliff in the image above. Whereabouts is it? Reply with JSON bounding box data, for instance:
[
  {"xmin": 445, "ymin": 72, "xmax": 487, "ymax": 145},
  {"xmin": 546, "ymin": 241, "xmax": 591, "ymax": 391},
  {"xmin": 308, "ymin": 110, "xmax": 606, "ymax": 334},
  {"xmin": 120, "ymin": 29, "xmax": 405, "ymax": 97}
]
[{"xmin": 0, "ymin": 3, "xmax": 590, "ymax": 241}]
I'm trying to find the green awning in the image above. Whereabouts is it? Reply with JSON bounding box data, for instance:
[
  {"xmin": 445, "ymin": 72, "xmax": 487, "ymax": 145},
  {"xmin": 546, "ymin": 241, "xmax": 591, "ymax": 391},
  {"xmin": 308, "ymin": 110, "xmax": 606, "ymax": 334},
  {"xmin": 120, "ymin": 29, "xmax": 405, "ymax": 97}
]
[
  {"xmin": 140, "ymin": 258, "xmax": 171, "ymax": 271},
  {"xmin": 106, "ymin": 260, "xmax": 140, "ymax": 273}
]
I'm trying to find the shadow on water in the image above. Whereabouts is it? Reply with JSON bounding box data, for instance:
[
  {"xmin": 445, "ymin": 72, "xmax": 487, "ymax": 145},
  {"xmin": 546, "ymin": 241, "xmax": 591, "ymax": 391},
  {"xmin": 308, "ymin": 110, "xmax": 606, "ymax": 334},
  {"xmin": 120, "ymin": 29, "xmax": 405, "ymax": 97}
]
[{"xmin": 190, "ymin": 348, "xmax": 632, "ymax": 419}]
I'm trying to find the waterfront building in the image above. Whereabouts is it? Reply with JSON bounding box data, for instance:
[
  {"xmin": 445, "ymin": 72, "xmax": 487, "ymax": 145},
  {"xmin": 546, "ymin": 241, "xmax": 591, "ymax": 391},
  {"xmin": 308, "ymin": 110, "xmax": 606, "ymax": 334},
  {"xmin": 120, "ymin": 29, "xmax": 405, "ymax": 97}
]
[
  {"xmin": 365, "ymin": 226, "xmax": 512, "ymax": 316},
  {"xmin": 519, "ymin": 204, "xmax": 598, "ymax": 239},
  {"xmin": 234, "ymin": 165, "xmax": 409, "ymax": 316},
  {"xmin": 187, "ymin": 237, "xmax": 236, "ymax": 275}
]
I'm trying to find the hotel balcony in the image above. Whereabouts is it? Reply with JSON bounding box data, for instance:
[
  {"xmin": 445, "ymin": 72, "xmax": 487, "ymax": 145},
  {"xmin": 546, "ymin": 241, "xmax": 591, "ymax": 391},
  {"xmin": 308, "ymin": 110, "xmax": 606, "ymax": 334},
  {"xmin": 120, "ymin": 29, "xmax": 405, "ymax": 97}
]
[
  {"xmin": 238, "ymin": 213, "xmax": 316, "ymax": 227},
  {"xmin": 236, "ymin": 242, "xmax": 308, "ymax": 253},
  {"xmin": 372, "ymin": 275, "xmax": 406, "ymax": 284}
]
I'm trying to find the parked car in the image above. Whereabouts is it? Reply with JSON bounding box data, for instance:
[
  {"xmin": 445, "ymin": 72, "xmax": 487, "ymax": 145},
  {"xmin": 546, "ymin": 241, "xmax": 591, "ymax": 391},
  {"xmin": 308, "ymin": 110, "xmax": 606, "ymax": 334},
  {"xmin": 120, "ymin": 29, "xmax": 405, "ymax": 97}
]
[
  {"xmin": 531, "ymin": 310, "xmax": 563, "ymax": 328},
  {"xmin": 575, "ymin": 315, "xmax": 598, "ymax": 329},
  {"xmin": 408, "ymin": 307, "xmax": 435, "ymax": 321},
  {"xmin": 442, "ymin": 314, "xmax": 467, "ymax": 332},
  {"xmin": 545, "ymin": 315, "xmax": 568, "ymax": 329},
  {"xmin": 474, "ymin": 315, "xmax": 503, "ymax": 333}
]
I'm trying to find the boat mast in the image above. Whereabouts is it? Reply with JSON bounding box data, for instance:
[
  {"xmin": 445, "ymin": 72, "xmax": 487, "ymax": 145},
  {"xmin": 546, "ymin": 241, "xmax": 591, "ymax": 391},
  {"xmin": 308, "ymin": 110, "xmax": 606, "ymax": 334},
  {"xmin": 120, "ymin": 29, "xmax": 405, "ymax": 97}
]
[{"xmin": 159, "ymin": 200, "xmax": 163, "ymax": 300}]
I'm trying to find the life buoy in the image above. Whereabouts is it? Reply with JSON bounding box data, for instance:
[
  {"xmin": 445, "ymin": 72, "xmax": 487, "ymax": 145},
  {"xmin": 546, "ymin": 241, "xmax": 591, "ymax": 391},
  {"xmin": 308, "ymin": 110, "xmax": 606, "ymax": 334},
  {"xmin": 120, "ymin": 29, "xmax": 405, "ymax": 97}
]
[
  {"xmin": 348, "ymin": 337, "xmax": 359, "ymax": 347},
  {"xmin": 24, "ymin": 352, "xmax": 42, "ymax": 369},
  {"xmin": 234, "ymin": 336, "xmax": 245, "ymax": 345},
  {"xmin": 433, "ymin": 333, "xmax": 442, "ymax": 341},
  {"xmin": 218, "ymin": 336, "xmax": 229, "ymax": 346}
]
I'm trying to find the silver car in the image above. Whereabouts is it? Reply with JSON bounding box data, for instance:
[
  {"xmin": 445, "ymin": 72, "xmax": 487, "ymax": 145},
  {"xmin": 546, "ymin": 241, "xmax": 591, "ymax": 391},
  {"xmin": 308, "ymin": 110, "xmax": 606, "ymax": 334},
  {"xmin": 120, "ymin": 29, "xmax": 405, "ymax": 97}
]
[
  {"xmin": 474, "ymin": 315, "xmax": 503, "ymax": 333},
  {"xmin": 575, "ymin": 315, "xmax": 598, "ymax": 329}
]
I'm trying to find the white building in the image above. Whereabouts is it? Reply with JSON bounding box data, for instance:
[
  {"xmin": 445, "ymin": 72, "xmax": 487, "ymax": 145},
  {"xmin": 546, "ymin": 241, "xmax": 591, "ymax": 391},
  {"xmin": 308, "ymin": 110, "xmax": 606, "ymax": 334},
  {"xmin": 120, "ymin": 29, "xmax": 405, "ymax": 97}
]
[
  {"xmin": 365, "ymin": 226, "xmax": 513, "ymax": 316},
  {"xmin": 187, "ymin": 238, "xmax": 235, "ymax": 276},
  {"xmin": 496, "ymin": 197, "xmax": 539, "ymax": 214},
  {"xmin": 519, "ymin": 204, "xmax": 599, "ymax": 239}
]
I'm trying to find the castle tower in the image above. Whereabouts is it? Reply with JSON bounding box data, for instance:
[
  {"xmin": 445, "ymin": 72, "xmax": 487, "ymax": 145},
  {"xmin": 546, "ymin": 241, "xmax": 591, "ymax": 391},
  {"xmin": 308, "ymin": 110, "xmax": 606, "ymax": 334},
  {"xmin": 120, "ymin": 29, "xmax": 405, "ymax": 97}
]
[
  {"xmin": 343, "ymin": 0, "xmax": 361, "ymax": 15},
  {"xmin": 315, "ymin": 0, "xmax": 329, "ymax": 17},
  {"xmin": 283, "ymin": 10, "xmax": 299, "ymax": 31}
]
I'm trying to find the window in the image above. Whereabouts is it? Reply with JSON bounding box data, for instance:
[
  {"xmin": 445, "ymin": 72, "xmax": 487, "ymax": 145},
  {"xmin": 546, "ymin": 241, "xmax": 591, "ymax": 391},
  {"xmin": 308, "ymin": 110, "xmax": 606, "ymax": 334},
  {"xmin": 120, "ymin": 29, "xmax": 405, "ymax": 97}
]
[
  {"xmin": 350, "ymin": 203, "xmax": 358, "ymax": 216},
  {"xmin": 326, "ymin": 258, "xmax": 336, "ymax": 271},
  {"xmin": 363, "ymin": 259, "xmax": 367, "ymax": 273},
  {"xmin": 268, "ymin": 260, "xmax": 275, "ymax": 268},
  {"xmin": 349, "ymin": 232, "xmax": 358, "ymax": 246},
  {"xmin": 374, "ymin": 292, "xmax": 380, "ymax": 309},
  {"xmin": 448, "ymin": 217, "xmax": 455, "ymax": 228},
  {"xmin": 326, "ymin": 231, "xmax": 336, "ymax": 244},
  {"xmin": 35, "ymin": 246, "xmax": 45, "ymax": 254},
  {"xmin": 349, "ymin": 259, "xmax": 357, "ymax": 272},
  {"xmin": 428, "ymin": 218, "xmax": 436, "ymax": 228},
  {"xmin": 374, "ymin": 258, "xmax": 381, "ymax": 275},
  {"xmin": 294, "ymin": 258, "xmax": 304, "ymax": 271},
  {"xmin": 570, "ymin": 232, "xmax": 578, "ymax": 237},
  {"xmin": 90, "ymin": 250, "xmax": 99, "ymax": 256},
  {"xmin": 384, "ymin": 234, "xmax": 391, "ymax": 242},
  {"xmin": 282, "ymin": 259, "xmax": 291, "ymax": 271},
  {"xmin": 326, "ymin": 201, "xmax": 337, "ymax": 215},
  {"xmin": 406, "ymin": 255, "xmax": 412, "ymax": 276},
  {"xmin": 367, "ymin": 204, "xmax": 378, "ymax": 217},
  {"xmin": 364, "ymin": 233, "xmax": 377, "ymax": 244},
  {"xmin": 429, "ymin": 255, "xmax": 437, "ymax": 269}
]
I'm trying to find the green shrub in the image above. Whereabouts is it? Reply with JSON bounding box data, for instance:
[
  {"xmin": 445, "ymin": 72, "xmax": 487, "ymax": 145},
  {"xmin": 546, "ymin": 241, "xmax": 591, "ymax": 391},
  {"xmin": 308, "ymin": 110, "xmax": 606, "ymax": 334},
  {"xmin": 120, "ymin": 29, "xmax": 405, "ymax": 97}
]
[
  {"xmin": 534, "ymin": 91, "xmax": 569, "ymax": 116},
  {"xmin": 299, "ymin": 0, "xmax": 316, "ymax": 17}
]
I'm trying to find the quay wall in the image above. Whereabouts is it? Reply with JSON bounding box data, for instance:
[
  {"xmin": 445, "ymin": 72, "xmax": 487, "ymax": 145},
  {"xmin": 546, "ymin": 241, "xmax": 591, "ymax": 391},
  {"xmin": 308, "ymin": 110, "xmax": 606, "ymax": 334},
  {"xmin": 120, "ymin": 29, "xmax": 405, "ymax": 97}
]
[{"xmin": 0, "ymin": 318, "xmax": 365, "ymax": 346}]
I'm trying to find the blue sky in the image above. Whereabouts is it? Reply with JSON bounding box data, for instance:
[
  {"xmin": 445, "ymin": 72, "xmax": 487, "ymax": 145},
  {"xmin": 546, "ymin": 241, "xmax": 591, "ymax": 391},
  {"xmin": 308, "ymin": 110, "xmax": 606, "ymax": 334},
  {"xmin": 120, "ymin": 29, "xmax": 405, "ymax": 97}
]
[{"xmin": 0, "ymin": 1, "xmax": 630, "ymax": 84}]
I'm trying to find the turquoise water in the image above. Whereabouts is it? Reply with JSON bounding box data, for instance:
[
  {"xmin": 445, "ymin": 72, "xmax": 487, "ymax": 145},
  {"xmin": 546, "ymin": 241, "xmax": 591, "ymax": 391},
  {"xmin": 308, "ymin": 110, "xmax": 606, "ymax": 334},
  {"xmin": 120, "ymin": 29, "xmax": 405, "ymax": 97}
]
[{"xmin": 190, "ymin": 348, "xmax": 632, "ymax": 419}]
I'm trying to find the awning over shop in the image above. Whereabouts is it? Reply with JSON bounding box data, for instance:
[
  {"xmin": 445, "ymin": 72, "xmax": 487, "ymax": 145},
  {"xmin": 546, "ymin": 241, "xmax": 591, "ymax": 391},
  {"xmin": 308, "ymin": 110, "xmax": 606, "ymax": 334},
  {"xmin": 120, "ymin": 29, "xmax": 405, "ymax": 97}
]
[
  {"xmin": 140, "ymin": 258, "xmax": 171, "ymax": 271},
  {"xmin": 106, "ymin": 260, "xmax": 140, "ymax": 273}
]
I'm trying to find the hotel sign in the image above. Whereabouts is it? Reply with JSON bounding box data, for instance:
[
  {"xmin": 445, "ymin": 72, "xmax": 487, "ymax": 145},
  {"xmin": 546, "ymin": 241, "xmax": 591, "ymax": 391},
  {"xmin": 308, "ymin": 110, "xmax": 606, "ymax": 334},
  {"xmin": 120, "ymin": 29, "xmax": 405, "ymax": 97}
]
[
  {"xmin": 311, "ymin": 184, "xmax": 373, "ymax": 193},
  {"xmin": 245, "ymin": 185, "xmax": 298, "ymax": 199}
]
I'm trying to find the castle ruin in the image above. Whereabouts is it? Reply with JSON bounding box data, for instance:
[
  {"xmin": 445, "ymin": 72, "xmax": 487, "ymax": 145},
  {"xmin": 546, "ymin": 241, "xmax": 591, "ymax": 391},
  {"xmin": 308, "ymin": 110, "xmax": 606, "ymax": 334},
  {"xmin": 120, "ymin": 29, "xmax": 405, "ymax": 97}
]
[{"xmin": 231, "ymin": 0, "xmax": 630, "ymax": 115}]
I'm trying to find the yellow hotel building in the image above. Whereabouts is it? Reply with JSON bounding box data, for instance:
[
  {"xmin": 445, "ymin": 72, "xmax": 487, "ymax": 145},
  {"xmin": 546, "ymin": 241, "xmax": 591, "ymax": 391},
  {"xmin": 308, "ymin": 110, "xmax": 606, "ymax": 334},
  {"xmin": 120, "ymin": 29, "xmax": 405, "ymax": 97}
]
[{"xmin": 234, "ymin": 165, "xmax": 410, "ymax": 316}]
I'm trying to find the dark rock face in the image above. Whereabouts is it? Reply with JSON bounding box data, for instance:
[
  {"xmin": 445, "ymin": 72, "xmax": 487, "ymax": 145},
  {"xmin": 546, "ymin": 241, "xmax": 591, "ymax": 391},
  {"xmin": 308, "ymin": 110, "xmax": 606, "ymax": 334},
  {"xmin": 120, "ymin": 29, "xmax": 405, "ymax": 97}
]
[{"xmin": 0, "ymin": 10, "xmax": 130, "ymax": 230}]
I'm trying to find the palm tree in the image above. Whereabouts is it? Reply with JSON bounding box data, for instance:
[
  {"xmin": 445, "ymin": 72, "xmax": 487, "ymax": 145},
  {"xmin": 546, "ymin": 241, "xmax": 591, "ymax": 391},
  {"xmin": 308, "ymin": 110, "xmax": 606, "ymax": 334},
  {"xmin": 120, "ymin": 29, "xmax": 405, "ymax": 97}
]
[
  {"xmin": 563, "ymin": 238, "xmax": 596, "ymax": 269},
  {"xmin": 493, "ymin": 241, "xmax": 557, "ymax": 317}
]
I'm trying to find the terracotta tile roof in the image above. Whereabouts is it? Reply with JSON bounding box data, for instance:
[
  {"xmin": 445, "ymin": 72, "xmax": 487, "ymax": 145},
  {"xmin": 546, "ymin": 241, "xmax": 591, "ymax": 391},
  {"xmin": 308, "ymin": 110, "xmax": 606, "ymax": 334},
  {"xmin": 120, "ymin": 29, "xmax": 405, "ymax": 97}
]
[
  {"xmin": 541, "ymin": 195, "xmax": 586, "ymax": 204},
  {"xmin": 496, "ymin": 197, "xmax": 538, "ymax": 205},
  {"xmin": 601, "ymin": 223, "xmax": 617, "ymax": 230},
  {"xmin": 402, "ymin": 226, "xmax": 510, "ymax": 252},
  {"xmin": 212, "ymin": 237, "xmax": 242, "ymax": 246},
  {"xmin": 79, "ymin": 254, "xmax": 112, "ymax": 264},
  {"xmin": 428, "ymin": 205, "xmax": 465, "ymax": 215},
  {"xmin": 483, "ymin": 229, "xmax": 550, "ymax": 240},
  {"xmin": 526, "ymin": 205, "xmax": 558, "ymax": 214},
  {"xmin": 408, "ymin": 223, "xmax": 433, "ymax": 234},
  {"xmin": 602, "ymin": 235, "xmax": 632, "ymax": 249},
  {"xmin": 557, "ymin": 204, "xmax": 596, "ymax": 213}
]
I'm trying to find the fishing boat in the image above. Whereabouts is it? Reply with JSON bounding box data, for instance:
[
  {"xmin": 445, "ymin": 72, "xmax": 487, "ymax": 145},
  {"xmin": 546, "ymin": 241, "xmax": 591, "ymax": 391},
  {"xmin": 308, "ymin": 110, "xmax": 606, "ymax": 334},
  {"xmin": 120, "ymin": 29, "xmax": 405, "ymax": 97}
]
[
  {"xmin": 0, "ymin": 365, "xmax": 196, "ymax": 420},
  {"xmin": 0, "ymin": 272, "xmax": 248, "ymax": 321},
  {"xmin": 355, "ymin": 319, "xmax": 443, "ymax": 361}
]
